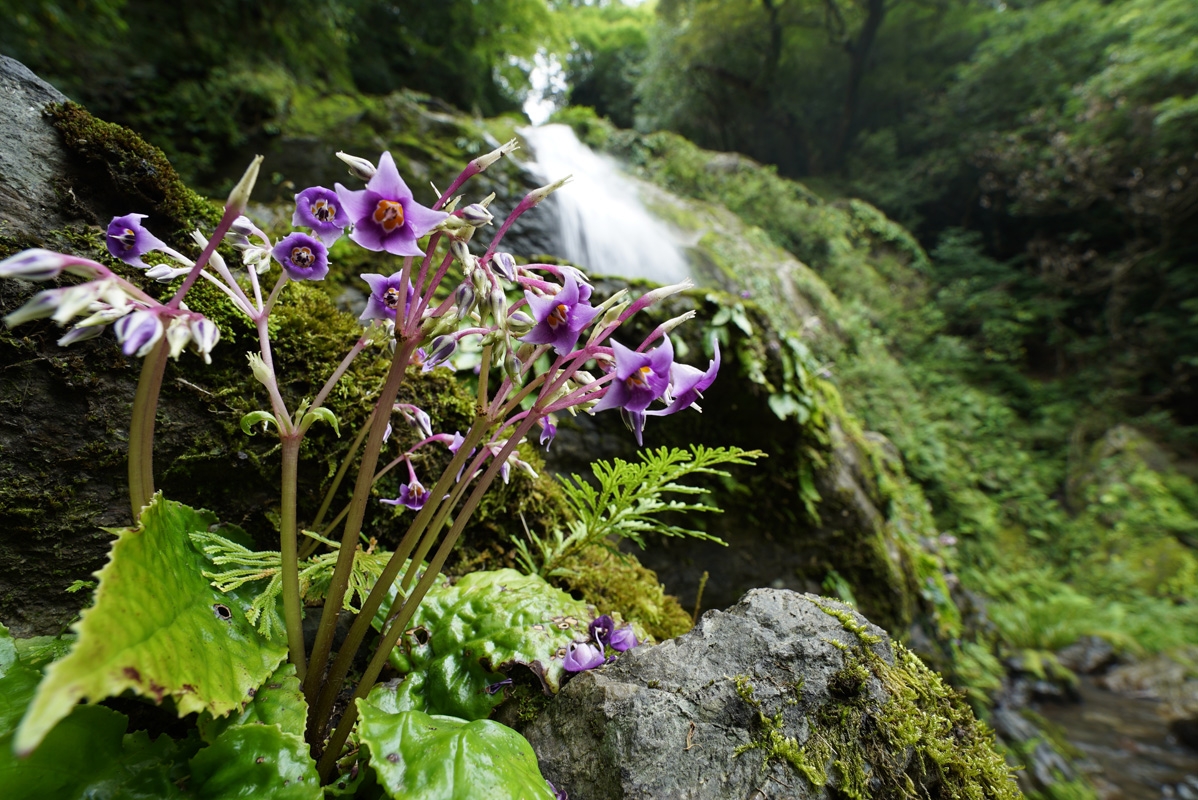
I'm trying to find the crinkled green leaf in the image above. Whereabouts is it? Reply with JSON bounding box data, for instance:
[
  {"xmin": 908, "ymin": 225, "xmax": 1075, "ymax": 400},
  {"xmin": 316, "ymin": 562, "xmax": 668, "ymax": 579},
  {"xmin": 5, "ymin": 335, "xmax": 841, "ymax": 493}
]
[
  {"xmin": 15, "ymin": 495, "xmax": 287, "ymax": 755},
  {"xmin": 189, "ymin": 723, "xmax": 320, "ymax": 800},
  {"xmin": 240, "ymin": 410, "xmax": 278, "ymax": 436},
  {"xmin": 300, "ymin": 407, "xmax": 340, "ymax": 437},
  {"xmin": 0, "ymin": 703, "xmax": 186, "ymax": 800},
  {"xmin": 197, "ymin": 663, "xmax": 308, "ymax": 743},
  {"xmin": 357, "ymin": 704, "xmax": 554, "ymax": 800},
  {"xmin": 373, "ymin": 569, "xmax": 591, "ymax": 720}
]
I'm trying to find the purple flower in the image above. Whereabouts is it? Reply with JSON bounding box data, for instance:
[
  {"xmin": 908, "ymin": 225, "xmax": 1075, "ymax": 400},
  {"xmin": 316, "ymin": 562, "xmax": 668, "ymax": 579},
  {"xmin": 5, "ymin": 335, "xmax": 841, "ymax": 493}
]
[
  {"xmin": 272, "ymin": 232, "xmax": 329, "ymax": 281},
  {"xmin": 520, "ymin": 273, "xmax": 602, "ymax": 355},
  {"xmin": 106, "ymin": 214, "xmax": 166, "ymax": 267},
  {"xmin": 589, "ymin": 615, "xmax": 615, "ymax": 647},
  {"xmin": 609, "ymin": 626, "xmax": 639, "ymax": 652},
  {"xmin": 360, "ymin": 272, "xmax": 414, "ymax": 321},
  {"xmin": 292, "ymin": 186, "xmax": 350, "ymax": 246},
  {"xmin": 591, "ymin": 337, "xmax": 674, "ymax": 416},
  {"xmin": 113, "ymin": 309, "xmax": 164, "ymax": 357},
  {"xmin": 649, "ymin": 339, "xmax": 720, "ymax": 416},
  {"xmin": 563, "ymin": 641, "xmax": 605, "ymax": 673},
  {"xmin": 381, "ymin": 478, "xmax": 429, "ymax": 511},
  {"xmin": 335, "ymin": 152, "xmax": 448, "ymax": 256},
  {"xmin": 539, "ymin": 420, "xmax": 557, "ymax": 451}
]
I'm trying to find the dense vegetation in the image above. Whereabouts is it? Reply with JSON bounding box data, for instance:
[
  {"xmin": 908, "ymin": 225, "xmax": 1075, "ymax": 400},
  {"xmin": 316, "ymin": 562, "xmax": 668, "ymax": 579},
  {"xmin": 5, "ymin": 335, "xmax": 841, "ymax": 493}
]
[{"xmin": 4, "ymin": 0, "xmax": 1198, "ymax": 695}]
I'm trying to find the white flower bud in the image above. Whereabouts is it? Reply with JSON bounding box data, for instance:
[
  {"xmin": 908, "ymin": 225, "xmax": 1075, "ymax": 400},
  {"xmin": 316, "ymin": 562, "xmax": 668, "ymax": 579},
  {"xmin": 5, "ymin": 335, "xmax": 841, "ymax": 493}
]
[
  {"xmin": 659, "ymin": 311, "xmax": 697, "ymax": 335},
  {"xmin": 505, "ymin": 310, "xmax": 534, "ymax": 335},
  {"xmin": 491, "ymin": 252, "xmax": 517, "ymax": 282},
  {"xmin": 487, "ymin": 287, "xmax": 508, "ymax": 325},
  {"xmin": 246, "ymin": 351, "xmax": 273, "ymax": 386},
  {"xmin": 165, "ymin": 317, "xmax": 192, "ymax": 360},
  {"xmin": 472, "ymin": 139, "xmax": 519, "ymax": 173},
  {"xmin": 529, "ymin": 175, "xmax": 573, "ymax": 206},
  {"xmin": 336, "ymin": 151, "xmax": 376, "ymax": 181},
  {"xmin": 113, "ymin": 309, "xmax": 164, "ymax": 357},
  {"xmin": 461, "ymin": 203, "xmax": 493, "ymax": 227},
  {"xmin": 51, "ymin": 283, "xmax": 105, "ymax": 324},
  {"xmin": 57, "ymin": 324, "xmax": 105, "ymax": 347},
  {"xmin": 0, "ymin": 249, "xmax": 71, "ymax": 281},
  {"xmin": 145, "ymin": 264, "xmax": 191, "ymax": 282},
  {"xmin": 5, "ymin": 289, "xmax": 63, "ymax": 326},
  {"xmin": 190, "ymin": 317, "xmax": 220, "ymax": 364},
  {"xmin": 504, "ymin": 353, "xmax": 524, "ymax": 386}
]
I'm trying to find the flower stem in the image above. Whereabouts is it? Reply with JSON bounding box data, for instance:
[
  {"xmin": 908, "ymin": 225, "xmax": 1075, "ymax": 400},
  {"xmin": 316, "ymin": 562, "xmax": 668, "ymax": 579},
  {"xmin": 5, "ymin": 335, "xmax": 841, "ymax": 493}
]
[
  {"xmin": 306, "ymin": 417, "xmax": 490, "ymax": 738},
  {"xmin": 127, "ymin": 339, "xmax": 168, "ymax": 517},
  {"xmin": 315, "ymin": 414, "xmax": 538, "ymax": 782},
  {"xmin": 302, "ymin": 339, "xmax": 418, "ymax": 704},
  {"xmin": 279, "ymin": 435, "xmax": 307, "ymax": 679}
]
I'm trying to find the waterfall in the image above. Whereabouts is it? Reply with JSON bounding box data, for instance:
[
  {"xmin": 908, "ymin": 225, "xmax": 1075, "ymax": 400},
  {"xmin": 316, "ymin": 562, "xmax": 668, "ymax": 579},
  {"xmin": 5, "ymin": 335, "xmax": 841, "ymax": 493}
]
[{"xmin": 519, "ymin": 124, "xmax": 690, "ymax": 285}]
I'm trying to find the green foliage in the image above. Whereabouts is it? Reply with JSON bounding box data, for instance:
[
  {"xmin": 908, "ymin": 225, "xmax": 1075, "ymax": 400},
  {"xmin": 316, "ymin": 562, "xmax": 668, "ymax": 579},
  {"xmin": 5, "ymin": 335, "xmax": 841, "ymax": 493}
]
[
  {"xmin": 14, "ymin": 495, "xmax": 287, "ymax": 755},
  {"xmin": 372, "ymin": 569, "xmax": 591, "ymax": 721},
  {"xmin": 557, "ymin": 1, "xmax": 654, "ymax": 128},
  {"xmin": 188, "ymin": 723, "xmax": 321, "ymax": 800},
  {"xmin": 513, "ymin": 445, "xmax": 764, "ymax": 577},
  {"xmin": 356, "ymin": 704, "xmax": 554, "ymax": 800}
]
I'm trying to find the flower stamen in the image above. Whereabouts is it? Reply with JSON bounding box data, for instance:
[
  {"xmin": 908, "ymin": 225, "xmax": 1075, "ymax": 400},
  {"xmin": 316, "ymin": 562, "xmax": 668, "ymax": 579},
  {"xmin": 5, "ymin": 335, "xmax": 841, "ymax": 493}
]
[
  {"xmin": 382, "ymin": 287, "xmax": 403, "ymax": 309},
  {"xmin": 310, "ymin": 199, "xmax": 337, "ymax": 223},
  {"xmin": 290, "ymin": 247, "xmax": 315, "ymax": 268},
  {"xmin": 373, "ymin": 200, "xmax": 405, "ymax": 232},
  {"xmin": 546, "ymin": 302, "xmax": 569, "ymax": 329}
]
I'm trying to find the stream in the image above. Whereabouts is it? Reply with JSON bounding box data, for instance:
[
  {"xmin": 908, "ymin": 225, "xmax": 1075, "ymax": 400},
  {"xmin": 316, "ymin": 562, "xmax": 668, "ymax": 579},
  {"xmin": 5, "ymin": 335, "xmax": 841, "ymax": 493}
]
[{"xmin": 1037, "ymin": 678, "xmax": 1198, "ymax": 799}]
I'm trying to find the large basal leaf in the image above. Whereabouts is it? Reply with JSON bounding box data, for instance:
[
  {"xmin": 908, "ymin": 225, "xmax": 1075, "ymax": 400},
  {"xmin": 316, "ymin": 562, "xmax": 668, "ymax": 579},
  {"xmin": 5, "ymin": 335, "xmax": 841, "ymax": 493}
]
[
  {"xmin": 15, "ymin": 495, "xmax": 287, "ymax": 755},
  {"xmin": 357, "ymin": 703, "xmax": 554, "ymax": 800},
  {"xmin": 188, "ymin": 723, "xmax": 321, "ymax": 800},
  {"xmin": 373, "ymin": 569, "xmax": 592, "ymax": 720},
  {"xmin": 1, "ymin": 625, "xmax": 187, "ymax": 800}
]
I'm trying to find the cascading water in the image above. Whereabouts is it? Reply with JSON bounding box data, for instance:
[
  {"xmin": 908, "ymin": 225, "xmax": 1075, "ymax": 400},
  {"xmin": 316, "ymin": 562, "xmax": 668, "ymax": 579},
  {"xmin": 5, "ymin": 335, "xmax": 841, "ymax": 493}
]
[{"xmin": 519, "ymin": 124, "xmax": 690, "ymax": 285}]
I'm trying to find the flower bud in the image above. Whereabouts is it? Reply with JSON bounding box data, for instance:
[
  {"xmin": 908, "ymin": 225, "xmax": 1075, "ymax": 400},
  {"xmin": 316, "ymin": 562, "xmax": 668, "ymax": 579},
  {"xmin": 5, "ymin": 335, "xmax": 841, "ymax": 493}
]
[
  {"xmin": 51, "ymin": 282, "xmax": 105, "ymax": 324},
  {"xmin": 0, "ymin": 249, "xmax": 71, "ymax": 281},
  {"xmin": 454, "ymin": 282, "xmax": 476, "ymax": 315},
  {"xmin": 491, "ymin": 252, "xmax": 518, "ymax": 282},
  {"xmin": 190, "ymin": 317, "xmax": 220, "ymax": 364},
  {"xmin": 4, "ymin": 288, "xmax": 63, "ymax": 326},
  {"xmin": 505, "ymin": 310, "xmax": 534, "ymax": 335},
  {"xmin": 487, "ymin": 287, "xmax": 508, "ymax": 325},
  {"xmin": 504, "ymin": 352, "xmax": 524, "ymax": 386},
  {"xmin": 113, "ymin": 309, "xmax": 165, "ymax": 357},
  {"xmin": 145, "ymin": 264, "xmax": 190, "ymax": 282},
  {"xmin": 226, "ymin": 155, "xmax": 264, "ymax": 213},
  {"xmin": 528, "ymin": 175, "xmax": 573, "ymax": 207},
  {"xmin": 336, "ymin": 151, "xmax": 376, "ymax": 181},
  {"xmin": 246, "ymin": 351, "xmax": 273, "ymax": 386},
  {"xmin": 57, "ymin": 324, "xmax": 106, "ymax": 347},
  {"xmin": 638, "ymin": 279, "xmax": 694, "ymax": 307},
  {"xmin": 472, "ymin": 139, "xmax": 519, "ymax": 173},
  {"xmin": 164, "ymin": 317, "xmax": 192, "ymax": 360},
  {"xmin": 658, "ymin": 310, "xmax": 697, "ymax": 335},
  {"xmin": 229, "ymin": 215, "xmax": 256, "ymax": 237},
  {"xmin": 423, "ymin": 335, "xmax": 457, "ymax": 370},
  {"xmin": 450, "ymin": 239, "xmax": 472, "ymax": 265},
  {"xmin": 461, "ymin": 203, "xmax": 493, "ymax": 227}
]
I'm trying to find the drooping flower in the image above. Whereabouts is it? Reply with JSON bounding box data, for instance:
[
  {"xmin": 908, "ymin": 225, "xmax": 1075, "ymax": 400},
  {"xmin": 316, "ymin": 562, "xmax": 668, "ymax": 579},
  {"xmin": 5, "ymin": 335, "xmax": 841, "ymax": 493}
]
[
  {"xmin": 360, "ymin": 272, "xmax": 414, "ymax": 322},
  {"xmin": 562, "ymin": 641, "xmax": 605, "ymax": 673},
  {"xmin": 272, "ymin": 232, "xmax": 329, "ymax": 281},
  {"xmin": 113, "ymin": 309, "xmax": 164, "ymax": 357},
  {"xmin": 520, "ymin": 273, "xmax": 602, "ymax": 355},
  {"xmin": 539, "ymin": 418, "xmax": 557, "ymax": 451},
  {"xmin": 649, "ymin": 339, "xmax": 721, "ymax": 416},
  {"xmin": 336, "ymin": 152, "xmax": 448, "ymax": 256},
  {"xmin": 381, "ymin": 477, "xmax": 429, "ymax": 511},
  {"xmin": 589, "ymin": 615, "xmax": 615, "ymax": 647},
  {"xmin": 609, "ymin": 626, "xmax": 639, "ymax": 652},
  {"xmin": 105, "ymin": 214, "xmax": 166, "ymax": 267},
  {"xmin": 591, "ymin": 337, "xmax": 674, "ymax": 416},
  {"xmin": 190, "ymin": 317, "xmax": 220, "ymax": 364},
  {"xmin": 292, "ymin": 186, "xmax": 351, "ymax": 246}
]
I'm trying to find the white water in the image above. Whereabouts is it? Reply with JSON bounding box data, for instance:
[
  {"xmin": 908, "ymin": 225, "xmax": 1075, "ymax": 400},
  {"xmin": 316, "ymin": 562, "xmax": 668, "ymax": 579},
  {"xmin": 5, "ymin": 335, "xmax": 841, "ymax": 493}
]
[{"xmin": 519, "ymin": 124, "xmax": 691, "ymax": 284}]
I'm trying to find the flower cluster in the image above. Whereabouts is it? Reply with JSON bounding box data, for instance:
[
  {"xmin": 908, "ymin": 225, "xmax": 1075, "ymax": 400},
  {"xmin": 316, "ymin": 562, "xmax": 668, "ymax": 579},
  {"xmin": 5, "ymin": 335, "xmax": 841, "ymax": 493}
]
[{"xmin": 562, "ymin": 614, "xmax": 640, "ymax": 673}]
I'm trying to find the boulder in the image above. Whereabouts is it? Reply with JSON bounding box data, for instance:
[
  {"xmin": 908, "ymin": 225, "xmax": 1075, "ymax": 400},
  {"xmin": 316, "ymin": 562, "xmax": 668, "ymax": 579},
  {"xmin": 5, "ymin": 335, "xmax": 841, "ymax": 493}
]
[{"xmin": 523, "ymin": 589, "xmax": 1018, "ymax": 800}]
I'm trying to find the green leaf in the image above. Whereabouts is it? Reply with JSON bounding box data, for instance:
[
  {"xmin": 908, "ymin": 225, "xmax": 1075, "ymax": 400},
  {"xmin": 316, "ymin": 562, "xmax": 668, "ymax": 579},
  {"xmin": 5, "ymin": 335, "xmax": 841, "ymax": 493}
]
[
  {"xmin": 15, "ymin": 495, "xmax": 287, "ymax": 755},
  {"xmin": 13, "ymin": 636, "xmax": 75, "ymax": 672},
  {"xmin": 188, "ymin": 723, "xmax": 321, "ymax": 800},
  {"xmin": 373, "ymin": 569, "xmax": 591, "ymax": 720},
  {"xmin": 197, "ymin": 663, "xmax": 308, "ymax": 742},
  {"xmin": 357, "ymin": 704, "xmax": 554, "ymax": 800},
  {"xmin": 0, "ymin": 702, "xmax": 186, "ymax": 800},
  {"xmin": 300, "ymin": 407, "xmax": 340, "ymax": 437},
  {"xmin": 240, "ymin": 410, "xmax": 278, "ymax": 436}
]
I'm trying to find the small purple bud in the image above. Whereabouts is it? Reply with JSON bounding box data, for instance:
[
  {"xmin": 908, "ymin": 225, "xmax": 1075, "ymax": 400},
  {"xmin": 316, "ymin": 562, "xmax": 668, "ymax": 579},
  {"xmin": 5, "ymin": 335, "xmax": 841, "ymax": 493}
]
[
  {"xmin": 413, "ymin": 407, "xmax": 433, "ymax": 440},
  {"xmin": 563, "ymin": 641, "xmax": 605, "ymax": 673},
  {"xmin": 492, "ymin": 252, "xmax": 517, "ymax": 282},
  {"xmin": 57, "ymin": 324, "xmax": 106, "ymax": 346},
  {"xmin": 113, "ymin": 309, "xmax": 164, "ymax": 357},
  {"xmin": 423, "ymin": 335, "xmax": 456, "ymax": 371},
  {"xmin": 461, "ymin": 203, "xmax": 493, "ymax": 227},
  {"xmin": 229, "ymin": 216, "xmax": 256, "ymax": 237},
  {"xmin": 454, "ymin": 282, "xmax": 476, "ymax": 314},
  {"xmin": 609, "ymin": 626, "xmax": 639, "ymax": 652},
  {"xmin": 336, "ymin": 151, "xmax": 377, "ymax": 181}
]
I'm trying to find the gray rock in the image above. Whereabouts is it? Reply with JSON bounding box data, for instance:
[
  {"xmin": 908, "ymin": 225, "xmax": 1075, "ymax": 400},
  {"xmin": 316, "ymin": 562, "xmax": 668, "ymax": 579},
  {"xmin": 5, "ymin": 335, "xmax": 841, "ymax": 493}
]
[
  {"xmin": 524, "ymin": 588, "xmax": 1018, "ymax": 800},
  {"xmin": 0, "ymin": 55, "xmax": 71, "ymax": 243}
]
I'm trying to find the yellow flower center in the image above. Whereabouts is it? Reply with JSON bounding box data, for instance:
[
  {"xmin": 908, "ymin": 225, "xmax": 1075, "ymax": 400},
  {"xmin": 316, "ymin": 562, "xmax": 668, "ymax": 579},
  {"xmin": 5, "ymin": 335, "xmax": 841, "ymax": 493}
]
[
  {"xmin": 624, "ymin": 365, "xmax": 651, "ymax": 389},
  {"xmin": 382, "ymin": 286, "xmax": 404, "ymax": 309},
  {"xmin": 547, "ymin": 303, "xmax": 569, "ymax": 329},
  {"xmin": 373, "ymin": 199, "xmax": 405, "ymax": 232},
  {"xmin": 290, "ymin": 246, "xmax": 315, "ymax": 268},
  {"xmin": 310, "ymin": 198, "xmax": 337, "ymax": 222}
]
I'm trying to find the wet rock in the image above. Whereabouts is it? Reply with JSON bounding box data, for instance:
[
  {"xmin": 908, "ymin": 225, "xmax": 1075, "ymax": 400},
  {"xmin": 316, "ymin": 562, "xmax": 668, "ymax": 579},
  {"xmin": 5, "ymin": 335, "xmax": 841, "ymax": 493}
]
[
  {"xmin": 524, "ymin": 588, "xmax": 1018, "ymax": 800},
  {"xmin": 1056, "ymin": 635, "xmax": 1116, "ymax": 675}
]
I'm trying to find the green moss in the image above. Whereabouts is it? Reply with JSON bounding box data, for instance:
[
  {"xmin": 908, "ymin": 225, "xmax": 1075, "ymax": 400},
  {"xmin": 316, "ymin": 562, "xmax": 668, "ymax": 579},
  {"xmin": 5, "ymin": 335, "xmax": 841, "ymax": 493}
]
[
  {"xmin": 733, "ymin": 599, "xmax": 1019, "ymax": 799},
  {"xmin": 556, "ymin": 545, "xmax": 694, "ymax": 641}
]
